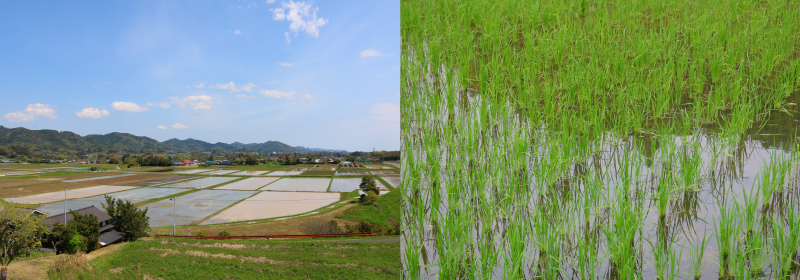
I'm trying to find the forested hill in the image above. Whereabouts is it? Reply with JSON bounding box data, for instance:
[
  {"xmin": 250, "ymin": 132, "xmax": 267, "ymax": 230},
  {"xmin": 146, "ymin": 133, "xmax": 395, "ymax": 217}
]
[{"xmin": 0, "ymin": 126, "xmax": 346, "ymax": 154}]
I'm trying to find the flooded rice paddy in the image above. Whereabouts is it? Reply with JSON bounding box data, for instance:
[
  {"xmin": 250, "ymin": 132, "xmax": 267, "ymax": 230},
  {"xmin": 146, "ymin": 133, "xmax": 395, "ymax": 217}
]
[
  {"xmin": 118, "ymin": 176, "xmax": 196, "ymax": 187},
  {"xmin": 159, "ymin": 176, "xmax": 238, "ymax": 189},
  {"xmin": 202, "ymin": 169, "xmax": 239, "ymax": 175},
  {"xmin": 263, "ymin": 170, "xmax": 303, "ymax": 176},
  {"xmin": 230, "ymin": 170, "xmax": 268, "ymax": 176},
  {"xmin": 401, "ymin": 1, "xmax": 800, "ymax": 279},
  {"xmin": 260, "ymin": 177, "xmax": 331, "ymax": 192},
  {"xmin": 329, "ymin": 178, "xmax": 365, "ymax": 192},
  {"xmin": 172, "ymin": 169, "xmax": 212, "ymax": 175},
  {"xmin": 214, "ymin": 177, "xmax": 280, "ymax": 191},
  {"xmin": 6, "ymin": 185, "xmax": 136, "ymax": 204},
  {"xmin": 35, "ymin": 187, "xmax": 187, "ymax": 216},
  {"xmin": 200, "ymin": 191, "xmax": 341, "ymax": 224},
  {"xmin": 142, "ymin": 189, "xmax": 257, "ymax": 227},
  {"xmin": 62, "ymin": 173, "xmax": 135, "ymax": 182}
]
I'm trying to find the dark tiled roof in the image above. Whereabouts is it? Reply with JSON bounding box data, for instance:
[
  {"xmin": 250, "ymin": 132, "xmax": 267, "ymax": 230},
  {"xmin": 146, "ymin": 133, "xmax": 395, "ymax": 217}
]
[
  {"xmin": 99, "ymin": 230, "xmax": 124, "ymax": 245},
  {"xmin": 45, "ymin": 205, "xmax": 112, "ymax": 229}
]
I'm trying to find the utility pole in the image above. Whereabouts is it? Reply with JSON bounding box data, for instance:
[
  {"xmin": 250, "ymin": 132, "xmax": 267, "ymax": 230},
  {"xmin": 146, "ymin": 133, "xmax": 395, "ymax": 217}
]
[
  {"xmin": 172, "ymin": 197, "xmax": 176, "ymax": 236},
  {"xmin": 64, "ymin": 188, "xmax": 67, "ymax": 225}
]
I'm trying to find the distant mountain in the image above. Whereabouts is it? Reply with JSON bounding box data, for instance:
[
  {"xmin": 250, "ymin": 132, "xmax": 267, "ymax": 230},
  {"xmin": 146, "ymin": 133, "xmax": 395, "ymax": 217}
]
[
  {"xmin": 0, "ymin": 126, "xmax": 347, "ymax": 154},
  {"xmin": 295, "ymin": 146, "xmax": 348, "ymax": 153}
]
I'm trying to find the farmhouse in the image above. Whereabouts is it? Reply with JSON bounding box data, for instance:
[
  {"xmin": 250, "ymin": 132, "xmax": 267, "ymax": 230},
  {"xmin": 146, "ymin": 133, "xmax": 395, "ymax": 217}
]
[{"xmin": 46, "ymin": 206, "xmax": 124, "ymax": 247}]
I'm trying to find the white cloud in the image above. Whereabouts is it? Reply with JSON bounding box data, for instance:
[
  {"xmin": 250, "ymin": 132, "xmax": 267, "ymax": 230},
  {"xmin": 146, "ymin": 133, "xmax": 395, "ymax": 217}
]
[
  {"xmin": 285, "ymin": 32, "xmax": 291, "ymax": 44},
  {"xmin": 146, "ymin": 102, "xmax": 171, "ymax": 109},
  {"xmin": 112, "ymin": 102, "xmax": 149, "ymax": 112},
  {"xmin": 209, "ymin": 81, "xmax": 255, "ymax": 93},
  {"xmin": 195, "ymin": 82, "xmax": 205, "ymax": 88},
  {"xmin": 272, "ymin": 1, "xmax": 328, "ymax": 41},
  {"xmin": 266, "ymin": 0, "xmax": 276, "ymax": 3},
  {"xmin": 170, "ymin": 95, "xmax": 213, "ymax": 110},
  {"xmin": 75, "ymin": 108, "xmax": 110, "ymax": 119},
  {"xmin": 360, "ymin": 49, "xmax": 386, "ymax": 57},
  {"xmin": 275, "ymin": 62, "xmax": 294, "ymax": 67},
  {"xmin": 157, "ymin": 125, "xmax": 167, "ymax": 130},
  {"xmin": 395, "ymin": 91, "xmax": 400, "ymax": 97},
  {"xmin": 171, "ymin": 123, "xmax": 189, "ymax": 129},
  {"xmin": 236, "ymin": 94, "xmax": 256, "ymax": 98},
  {"xmin": 258, "ymin": 89, "xmax": 296, "ymax": 99},
  {"xmin": 369, "ymin": 102, "xmax": 400, "ymax": 122},
  {"xmin": 3, "ymin": 103, "xmax": 57, "ymax": 122},
  {"xmin": 233, "ymin": 29, "xmax": 241, "ymax": 35}
]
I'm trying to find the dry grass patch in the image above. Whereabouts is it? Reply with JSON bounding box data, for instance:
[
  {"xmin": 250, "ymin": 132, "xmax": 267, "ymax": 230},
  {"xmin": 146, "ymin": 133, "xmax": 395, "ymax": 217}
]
[
  {"xmin": 186, "ymin": 250, "xmax": 236, "ymax": 260},
  {"xmin": 49, "ymin": 252, "xmax": 88, "ymax": 276},
  {"xmin": 239, "ymin": 256, "xmax": 283, "ymax": 265}
]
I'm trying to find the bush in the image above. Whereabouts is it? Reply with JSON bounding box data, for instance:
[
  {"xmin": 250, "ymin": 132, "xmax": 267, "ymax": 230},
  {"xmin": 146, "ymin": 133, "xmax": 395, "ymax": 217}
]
[
  {"xmin": 359, "ymin": 191, "xmax": 379, "ymax": 205},
  {"xmin": 299, "ymin": 218, "xmax": 342, "ymax": 235},
  {"xmin": 194, "ymin": 231, "xmax": 206, "ymax": 237},
  {"xmin": 89, "ymin": 166, "xmax": 98, "ymax": 171},
  {"xmin": 345, "ymin": 221, "xmax": 383, "ymax": 234},
  {"xmin": 218, "ymin": 230, "xmax": 231, "ymax": 237},
  {"xmin": 65, "ymin": 233, "xmax": 87, "ymax": 254}
]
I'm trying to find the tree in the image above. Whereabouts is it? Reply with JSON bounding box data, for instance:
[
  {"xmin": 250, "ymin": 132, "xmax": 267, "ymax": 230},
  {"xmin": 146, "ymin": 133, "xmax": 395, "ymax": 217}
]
[
  {"xmin": 69, "ymin": 211, "xmax": 99, "ymax": 253},
  {"xmin": 0, "ymin": 201, "xmax": 50, "ymax": 277},
  {"xmin": 245, "ymin": 155, "xmax": 259, "ymax": 166},
  {"xmin": 102, "ymin": 196, "xmax": 149, "ymax": 242},
  {"xmin": 359, "ymin": 176, "xmax": 380, "ymax": 195}
]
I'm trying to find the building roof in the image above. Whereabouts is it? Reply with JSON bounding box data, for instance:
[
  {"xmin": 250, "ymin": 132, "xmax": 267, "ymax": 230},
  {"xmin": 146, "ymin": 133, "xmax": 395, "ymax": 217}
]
[
  {"xmin": 45, "ymin": 205, "xmax": 112, "ymax": 229},
  {"xmin": 99, "ymin": 230, "xmax": 124, "ymax": 245}
]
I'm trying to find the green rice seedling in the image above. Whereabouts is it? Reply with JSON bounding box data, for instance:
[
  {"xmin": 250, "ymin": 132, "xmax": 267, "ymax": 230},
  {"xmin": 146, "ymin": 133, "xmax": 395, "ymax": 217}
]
[
  {"xmin": 689, "ymin": 230, "xmax": 711, "ymax": 279},
  {"xmin": 771, "ymin": 203, "xmax": 800, "ymax": 278},
  {"xmin": 713, "ymin": 198, "xmax": 741, "ymax": 277}
]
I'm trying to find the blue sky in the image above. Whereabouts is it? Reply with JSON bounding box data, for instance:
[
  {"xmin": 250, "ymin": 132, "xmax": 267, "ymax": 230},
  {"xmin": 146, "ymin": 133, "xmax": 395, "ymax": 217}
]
[{"xmin": 0, "ymin": 1, "xmax": 399, "ymax": 152}]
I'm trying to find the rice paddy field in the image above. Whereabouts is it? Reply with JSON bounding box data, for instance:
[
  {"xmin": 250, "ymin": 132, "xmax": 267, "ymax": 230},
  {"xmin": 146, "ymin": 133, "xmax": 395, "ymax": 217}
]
[
  {"xmin": 159, "ymin": 176, "xmax": 238, "ymax": 189},
  {"xmin": 215, "ymin": 177, "xmax": 280, "ymax": 190},
  {"xmin": 402, "ymin": 0, "xmax": 800, "ymax": 279},
  {"xmin": 200, "ymin": 191, "xmax": 342, "ymax": 224},
  {"xmin": 264, "ymin": 170, "xmax": 303, "ymax": 176},
  {"xmin": 260, "ymin": 177, "xmax": 331, "ymax": 192},
  {"xmin": 5, "ymin": 185, "xmax": 136, "ymax": 204},
  {"xmin": 143, "ymin": 189, "xmax": 257, "ymax": 227},
  {"xmin": 35, "ymin": 187, "xmax": 188, "ymax": 216},
  {"xmin": 230, "ymin": 170, "xmax": 268, "ymax": 176}
]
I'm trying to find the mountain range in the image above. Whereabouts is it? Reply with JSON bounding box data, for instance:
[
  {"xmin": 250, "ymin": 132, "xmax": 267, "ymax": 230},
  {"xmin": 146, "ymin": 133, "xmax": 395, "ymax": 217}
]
[{"xmin": 0, "ymin": 126, "xmax": 347, "ymax": 154}]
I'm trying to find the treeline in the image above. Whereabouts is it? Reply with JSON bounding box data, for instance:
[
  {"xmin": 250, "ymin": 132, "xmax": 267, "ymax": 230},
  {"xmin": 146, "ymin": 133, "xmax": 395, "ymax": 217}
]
[{"xmin": 135, "ymin": 155, "xmax": 174, "ymax": 167}]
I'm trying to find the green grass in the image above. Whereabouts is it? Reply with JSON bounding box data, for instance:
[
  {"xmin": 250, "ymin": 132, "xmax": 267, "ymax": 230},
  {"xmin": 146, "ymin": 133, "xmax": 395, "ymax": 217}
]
[
  {"xmin": 299, "ymin": 170, "xmax": 335, "ymax": 176},
  {"xmin": 337, "ymin": 188, "xmax": 399, "ymax": 228},
  {"xmin": 53, "ymin": 239, "xmax": 400, "ymax": 279}
]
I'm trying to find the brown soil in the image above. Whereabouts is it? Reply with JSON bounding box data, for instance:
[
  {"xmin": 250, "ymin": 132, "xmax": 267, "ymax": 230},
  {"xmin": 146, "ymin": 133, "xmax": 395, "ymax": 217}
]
[
  {"xmin": 186, "ymin": 203, "xmax": 360, "ymax": 236},
  {"xmin": 0, "ymin": 180, "xmax": 48, "ymax": 189},
  {"xmin": 0, "ymin": 174, "xmax": 168, "ymax": 198}
]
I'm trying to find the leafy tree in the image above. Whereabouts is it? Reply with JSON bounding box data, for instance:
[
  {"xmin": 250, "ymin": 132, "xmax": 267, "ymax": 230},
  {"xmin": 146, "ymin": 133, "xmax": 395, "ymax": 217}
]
[
  {"xmin": 69, "ymin": 211, "xmax": 99, "ymax": 253},
  {"xmin": 245, "ymin": 155, "xmax": 259, "ymax": 165},
  {"xmin": 102, "ymin": 196, "xmax": 149, "ymax": 242},
  {"xmin": 359, "ymin": 176, "xmax": 380, "ymax": 196},
  {"xmin": 0, "ymin": 201, "xmax": 51, "ymax": 275},
  {"xmin": 121, "ymin": 154, "xmax": 131, "ymax": 164}
]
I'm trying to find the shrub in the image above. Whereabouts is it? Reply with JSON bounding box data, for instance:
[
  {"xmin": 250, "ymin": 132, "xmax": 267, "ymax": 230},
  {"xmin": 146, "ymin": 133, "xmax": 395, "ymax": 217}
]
[
  {"xmin": 218, "ymin": 230, "xmax": 231, "ymax": 237},
  {"xmin": 65, "ymin": 233, "xmax": 87, "ymax": 254},
  {"xmin": 89, "ymin": 166, "xmax": 98, "ymax": 171},
  {"xmin": 299, "ymin": 218, "xmax": 342, "ymax": 235}
]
